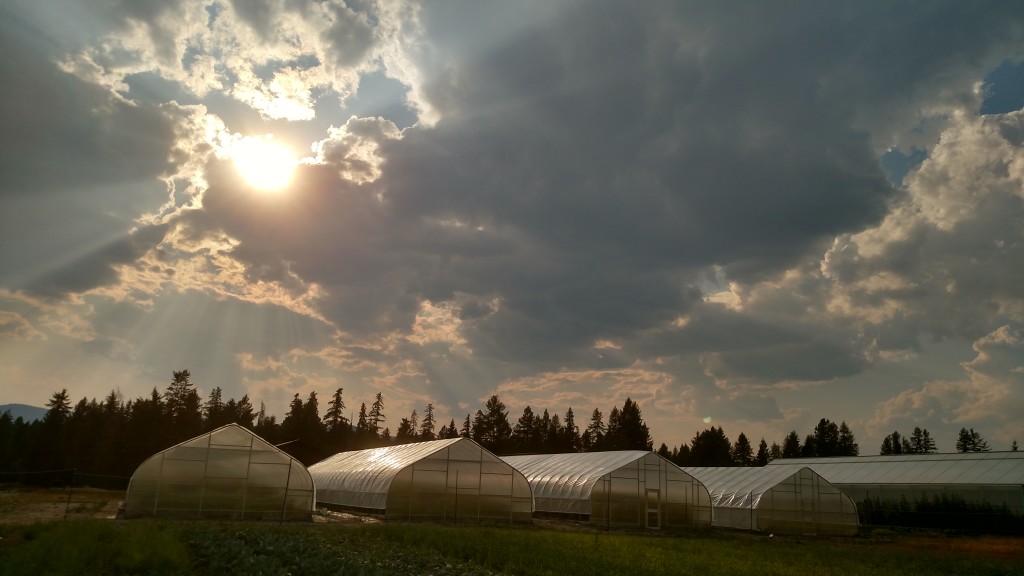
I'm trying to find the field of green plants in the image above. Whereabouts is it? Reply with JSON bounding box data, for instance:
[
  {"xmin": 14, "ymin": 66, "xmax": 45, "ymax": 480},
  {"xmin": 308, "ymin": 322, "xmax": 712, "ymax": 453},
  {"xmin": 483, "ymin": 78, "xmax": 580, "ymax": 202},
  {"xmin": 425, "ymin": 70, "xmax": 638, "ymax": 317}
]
[{"xmin": 1, "ymin": 518, "xmax": 1022, "ymax": 576}]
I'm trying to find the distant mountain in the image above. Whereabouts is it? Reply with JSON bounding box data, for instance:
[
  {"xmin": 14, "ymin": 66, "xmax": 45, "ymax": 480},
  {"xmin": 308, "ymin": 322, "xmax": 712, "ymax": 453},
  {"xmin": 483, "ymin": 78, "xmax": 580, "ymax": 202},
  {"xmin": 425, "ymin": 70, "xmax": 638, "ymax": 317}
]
[{"xmin": 0, "ymin": 403, "xmax": 46, "ymax": 422}]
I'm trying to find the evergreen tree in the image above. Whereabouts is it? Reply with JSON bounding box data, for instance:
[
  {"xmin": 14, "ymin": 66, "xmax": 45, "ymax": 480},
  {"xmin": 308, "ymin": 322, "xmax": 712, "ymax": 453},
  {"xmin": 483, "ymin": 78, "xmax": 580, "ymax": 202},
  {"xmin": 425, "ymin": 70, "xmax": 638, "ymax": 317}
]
[
  {"xmin": 203, "ymin": 387, "xmax": 229, "ymax": 430},
  {"xmin": 164, "ymin": 370, "xmax": 203, "ymax": 442},
  {"xmin": 605, "ymin": 398, "xmax": 652, "ymax": 451},
  {"xmin": 880, "ymin": 430, "xmax": 905, "ymax": 455},
  {"xmin": 837, "ymin": 421, "xmax": 859, "ymax": 456},
  {"xmin": 657, "ymin": 443, "xmax": 671, "ymax": 459},
  {"xmin": 471, "ymin": 395, "xmax": 513, "ymax": 453},
  {"xmin": 280, "ymin": 393, "xmax": 306, "ymax": 441},
  {"xmin": 419, "ymin": 403, "xmax": 436, "ymax": 441},
  {"xmin": 233, "ymin": 394, "xmax": 256, "ymax": 429},
  {"xmin": 689, "ymin": 427, "xmax": 733, "ymax": 466},
  {"xmin": 368, "ymin": 392, "xmax": 386, "ymax": 438},
  {"xmin": 355, "ymin": 403, "xmax": 371, "ymax": 447},
  {"xmin": 395, "ymin": 418, "xmax": 417, "ymax": 444},
  {"xmin": 582, "ymin": 408, "xmax": 605, "ymax": 451},
  {"xmin": 674, "ymin": 444, "xmax": 692, "ymax": 467},
  {"xmin": 800, "ymin": 434, "xmax": 816, "ymax": 457},
  {"xmin": 43, "ymin": 389, "xmax": 72, "ymax": 425},
  {"xmin": 512, "ymin": 406, "xmax": 541, "ymax": 453},
  {"xmin": 461, "ymin": 414, "xmax": 471, "ymax": 438},
  {"xmin": 907, "ymin": 427, "xmax": 936, "ymax": 454},
  {"xmin": 323, "ymin": 388, "xmax": 347, "ymax": 430},
  {"xmin": 812, "ymin": 418, "xmax": 840, "ymax": 457},
  {"xmin": 755, "ymin": 438, "xmax": 770, "ymax": 466},
  {"xmin": 731, "ymin": 432, "xmax": 754, "ymax": 466},
  {"xmin": 955, "ymin": 427, "xmax": 990, "ymax": 452},
  {"xmin": 769, "ymin": 441, "xmax": 783, "ymax": 461},
  {"xmin": 562, "ymin": 407, "xmax": 581, "ymax": 452},
  {"xmin": 781, "ymin": 431, "xmax": 801, "ymax": 458}
]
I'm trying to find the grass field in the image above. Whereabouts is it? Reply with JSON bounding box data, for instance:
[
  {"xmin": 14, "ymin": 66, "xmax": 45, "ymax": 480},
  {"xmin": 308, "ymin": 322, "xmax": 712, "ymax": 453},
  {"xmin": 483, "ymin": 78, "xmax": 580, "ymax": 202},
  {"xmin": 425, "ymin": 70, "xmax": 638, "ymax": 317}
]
[{"xmin": 1, "ymin": 488, "xmax": 1022, "ymax": 576}]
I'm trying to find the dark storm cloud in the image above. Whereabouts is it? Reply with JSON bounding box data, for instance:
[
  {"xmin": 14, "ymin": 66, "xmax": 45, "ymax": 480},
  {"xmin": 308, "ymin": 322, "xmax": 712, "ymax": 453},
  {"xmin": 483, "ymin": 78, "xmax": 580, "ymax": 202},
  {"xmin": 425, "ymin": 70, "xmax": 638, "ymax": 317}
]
[
  {"xmin": 0, "ymin": 2, "xmax": 185, "ymax": 299},
  {"xmin": 184, "ymin": 1, "xmax": 1024, "ymax": 379}
]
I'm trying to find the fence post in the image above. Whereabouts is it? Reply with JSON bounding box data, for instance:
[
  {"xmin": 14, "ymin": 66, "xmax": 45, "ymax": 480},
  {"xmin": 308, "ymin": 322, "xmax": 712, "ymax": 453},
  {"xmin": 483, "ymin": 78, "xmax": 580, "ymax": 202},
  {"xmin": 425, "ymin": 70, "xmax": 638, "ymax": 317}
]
[{"xmin": 63, "ymin": 468, "xmax": 77, "ymax": 520}]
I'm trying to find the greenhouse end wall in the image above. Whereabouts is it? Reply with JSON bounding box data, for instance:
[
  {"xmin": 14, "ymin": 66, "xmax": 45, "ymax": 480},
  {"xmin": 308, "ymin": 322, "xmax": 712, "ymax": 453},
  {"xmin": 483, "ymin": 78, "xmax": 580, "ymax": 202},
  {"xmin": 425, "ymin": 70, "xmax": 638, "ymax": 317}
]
[
  {"xmin": 125, "ymin": 424, "xmax": 315, "ymax": 521},
  {"xmin": 504, "ymin": 452, "xmax": 712, "ymax": 530},
  {"xmin": 589, "ymin": 453, "xmax": 711, "ymax": 530},
  {"xmin": 383, "ymin": 439, "xmax": 533, "ymax": 523},
  {"xmin": 755, "ymin": 468, "xmax": 859, "ymax": 536}
]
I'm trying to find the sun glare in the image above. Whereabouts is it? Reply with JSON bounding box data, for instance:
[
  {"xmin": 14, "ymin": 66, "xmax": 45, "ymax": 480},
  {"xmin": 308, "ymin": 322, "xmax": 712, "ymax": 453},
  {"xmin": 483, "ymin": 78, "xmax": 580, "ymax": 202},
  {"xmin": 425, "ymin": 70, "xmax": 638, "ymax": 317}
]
[{"xmin": 231, "ymin": 136, "xmax": 296, "ymax": 191}]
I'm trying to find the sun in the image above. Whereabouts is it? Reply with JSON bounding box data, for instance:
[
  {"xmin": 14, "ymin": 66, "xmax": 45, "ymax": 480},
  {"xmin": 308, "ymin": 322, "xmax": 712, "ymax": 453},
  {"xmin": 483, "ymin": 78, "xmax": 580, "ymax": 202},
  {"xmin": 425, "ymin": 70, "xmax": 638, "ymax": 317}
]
[{"xmin": 230, "ymin": 136, "xmax": 296, "ymax": 191}]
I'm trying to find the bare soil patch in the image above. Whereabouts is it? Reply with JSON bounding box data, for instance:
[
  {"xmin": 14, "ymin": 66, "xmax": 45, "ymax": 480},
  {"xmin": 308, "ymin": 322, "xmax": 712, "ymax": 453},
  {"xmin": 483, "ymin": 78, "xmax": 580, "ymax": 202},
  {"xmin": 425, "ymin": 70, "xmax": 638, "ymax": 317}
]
[{"xmin": 0, "ymin": 487, "xmax": 122, "ymax": 524}]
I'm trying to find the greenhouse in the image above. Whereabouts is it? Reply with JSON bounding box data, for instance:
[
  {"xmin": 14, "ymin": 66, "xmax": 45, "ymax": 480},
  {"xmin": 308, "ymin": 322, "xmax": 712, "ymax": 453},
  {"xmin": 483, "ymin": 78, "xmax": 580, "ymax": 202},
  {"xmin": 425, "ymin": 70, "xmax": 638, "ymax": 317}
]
[
  {"xmin": 768, "ymin": 452, "xmax": 1024, "ymax": 514},
  {"xmin": 502, "ymin": 451, "xmax": 712, "ymax": 530},
  {"xmin": 124, "ymin": 423, "xmax": 315, "ymax": 520},
  {"xmin": 309, "ymin": 437, "xmax": 533, "ymax": 523},
  {"xmin": 683, "ymin": 465, "xmax": 859, "ymax": 535}
]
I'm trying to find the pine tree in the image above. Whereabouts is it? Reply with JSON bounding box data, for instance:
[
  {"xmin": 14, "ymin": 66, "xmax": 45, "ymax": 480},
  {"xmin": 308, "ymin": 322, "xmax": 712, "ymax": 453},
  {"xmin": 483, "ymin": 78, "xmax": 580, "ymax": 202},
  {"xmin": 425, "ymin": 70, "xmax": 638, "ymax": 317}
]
[
  {"xmin": 562, "ymin": 407, "xmax": 581, "ymax": 452},
  {"xmin": 605, "ymin": 398, "xmax": 652, "ymax": 451},
  {"xmin": 355, "ymin": 403, "xmax": 370, "ymax": 436},
  {"xmin": 907, "ymin": 427, "xmax": 937, "ymax": 454},
  {"xmin": 769, "ymin": 441, "xmax": 782, "ymax": 461},
  {"xmin": 689, "ymin": 427, "xmax": 733, "ymax": 466},
  {"xmin": 880, "ymin": 431, "xmax": 905, "ymax": 455},
  {"xmin": 755, "ymin": 438, "xmax": 770, "ymax": 466},
  {"xmin": 165, "ymin": 370, "xmax": 203, "ymax": 442},
  {"xmin": 203, "ymin": 387, "xmax": 228, "ymax": 430},
  {"xmin": 837, "ymin": 421, "xmax": 859, "ymax": 456},
  {"xmin": 395, "ymin": 418, "xmax": 417, "ymax": 444},
  {"xmin": 323, "ymin": 388, "xmax": 347, "ymax": 430},
  {"xmin": 461, "ymin": 414, "xmax": 471, "ymax": 438},
  {"xmin": 781, "ymin": 431, "xmax": 801, "ymax": 458},
  {"xmin": 801, "ymin": 434, "xmax": 816, "ymax": 457},
  {"xmin": 419, "ymin": 403, "xmax": 436, "ymax": 441},
  {"xmin": 512, "ymin": 406, "xmax": 540, "ymax": 453},
  {"xmin": 731, "ymin": 432, "xmax": 754, "ymax": 466},
  {"xmin": 472, "ymin": 395, "xmax": 513, "ymax": 453},
  {"xmin": 44, "ymin": 389, "xmax": 72, "ymax": 425},
  {"xmin": 812, "ymin": 419, "xmax": 840, "ymax": 457},
  {"xmin": 583, "ymin": 408, "xmax": 605, "ymax": 451},
  {"xmin": 368, "ymin": 392, "xmax": 386, "ymax": 437},
  {"xmin": 955, "ymin": 427, "xmax": 990, "ymax": 452}
]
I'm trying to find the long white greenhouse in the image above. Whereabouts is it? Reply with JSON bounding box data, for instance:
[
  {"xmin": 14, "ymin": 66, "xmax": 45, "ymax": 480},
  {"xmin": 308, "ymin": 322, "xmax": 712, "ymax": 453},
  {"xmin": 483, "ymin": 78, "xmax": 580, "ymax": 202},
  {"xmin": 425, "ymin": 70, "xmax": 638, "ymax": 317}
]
[
  {"xmin": 768, "ymin": 451, "xmax": 1024, "ymax": 513},
  {"xmin": 502, "ymin": 451, "xmax": 712, "ymax": 530},
  {"xmin": 124, "ymin": 424, "xmax": 315, "ymax": 520},
  {"xmin": 308, "ymin": 437, "xmax": 533, "ymax": 523},
  {"xmin": 683, "ymin": 466, "xmax": 859, "ymax": 535}
]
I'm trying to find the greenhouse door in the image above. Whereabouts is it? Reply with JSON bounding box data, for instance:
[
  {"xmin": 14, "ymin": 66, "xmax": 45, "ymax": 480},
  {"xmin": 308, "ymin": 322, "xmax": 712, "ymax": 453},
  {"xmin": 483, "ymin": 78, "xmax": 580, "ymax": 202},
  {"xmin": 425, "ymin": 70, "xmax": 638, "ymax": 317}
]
[{"xmin": 645, "ymin": 489, "xmax": 660, "ymax": 529}]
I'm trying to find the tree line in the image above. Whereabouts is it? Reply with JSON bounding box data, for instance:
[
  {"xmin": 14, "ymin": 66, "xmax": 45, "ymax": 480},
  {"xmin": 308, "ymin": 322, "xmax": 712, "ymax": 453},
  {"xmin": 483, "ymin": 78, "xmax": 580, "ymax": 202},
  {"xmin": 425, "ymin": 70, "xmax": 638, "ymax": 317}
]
[{"xmin": 0, "ymin": 370, "xmax": 1015, "ymax": 480}]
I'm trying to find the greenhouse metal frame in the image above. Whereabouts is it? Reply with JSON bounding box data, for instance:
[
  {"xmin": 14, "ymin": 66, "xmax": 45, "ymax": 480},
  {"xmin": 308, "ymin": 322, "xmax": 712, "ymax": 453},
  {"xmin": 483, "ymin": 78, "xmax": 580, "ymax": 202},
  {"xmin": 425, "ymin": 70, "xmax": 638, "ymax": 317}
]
[
  {"xmin": 768, "ymin": 452, "xmax": 1024, "ymax": 514},
  {"xmin": 309, "ymin": 437, "xmax": 533, "ymax": 523},
  {"xmin": 502, "ymin": 451, "xmax": 712, "ymax": 530},
  {"xmin": 124, "ymin": 423, "xmax": 315, "ymax": 520},
  {"xmin": 683, "ymin": 465, "xmax": 859, "ymax": 535}
]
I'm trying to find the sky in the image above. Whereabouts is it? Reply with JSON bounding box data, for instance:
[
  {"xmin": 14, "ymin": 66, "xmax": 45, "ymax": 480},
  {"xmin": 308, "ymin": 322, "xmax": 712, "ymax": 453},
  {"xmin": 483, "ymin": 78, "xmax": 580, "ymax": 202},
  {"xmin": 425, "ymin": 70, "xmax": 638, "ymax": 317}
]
[{"xmin": 2, "ymin": 0, "xmax": 1024, "ymax": 454}]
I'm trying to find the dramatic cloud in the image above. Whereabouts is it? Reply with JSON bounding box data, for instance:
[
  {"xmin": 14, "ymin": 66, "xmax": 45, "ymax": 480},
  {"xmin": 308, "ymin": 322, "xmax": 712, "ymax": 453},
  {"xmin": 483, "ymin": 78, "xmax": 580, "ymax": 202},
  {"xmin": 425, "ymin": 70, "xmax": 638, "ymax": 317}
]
[{"xmin": 2, "ymin": 0, "xmax": 1024, "ymax": 451}]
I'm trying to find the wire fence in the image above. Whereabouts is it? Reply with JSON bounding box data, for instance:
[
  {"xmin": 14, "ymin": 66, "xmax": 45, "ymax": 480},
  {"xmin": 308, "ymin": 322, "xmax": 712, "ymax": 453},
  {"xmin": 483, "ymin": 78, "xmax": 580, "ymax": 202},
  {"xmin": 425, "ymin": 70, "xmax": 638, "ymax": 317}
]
[{"xmin": 0, "ymin": 469, "xmax": 130, "ymax": 521}]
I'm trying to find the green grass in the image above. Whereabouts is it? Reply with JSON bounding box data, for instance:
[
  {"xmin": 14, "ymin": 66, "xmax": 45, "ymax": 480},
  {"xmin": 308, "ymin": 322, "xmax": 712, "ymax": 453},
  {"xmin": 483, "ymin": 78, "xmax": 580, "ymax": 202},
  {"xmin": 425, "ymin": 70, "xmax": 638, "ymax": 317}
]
[
  {"xmin": 0, "ymin": 520, "xmax": 190, "ymax": 575},
  {"xmin": 0, "ymin": 520, "xmax": 1021, "ymax": 576}
]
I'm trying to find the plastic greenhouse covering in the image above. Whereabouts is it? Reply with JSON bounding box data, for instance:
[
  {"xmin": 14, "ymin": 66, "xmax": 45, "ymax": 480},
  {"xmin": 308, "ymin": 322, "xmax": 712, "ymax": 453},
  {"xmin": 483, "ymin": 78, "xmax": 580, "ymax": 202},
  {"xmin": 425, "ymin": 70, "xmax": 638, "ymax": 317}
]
[
  {"xmin": 768, "ymin": 452, "xmax": 1024, "ymax": 514},
  {"xmin": 124, "ymin": 424, "xmax": 315, "ymax": 520},
  {"xmin": 502, "ymin": 451, "xmax": 712, "ymax": 529},
  {"xmin": 309, "ymin": 437, "xmax": 533, "ymax": 523},
  {"xmin": 683, "ymin": 466, "xmax": 859, "ymax": 535}
]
